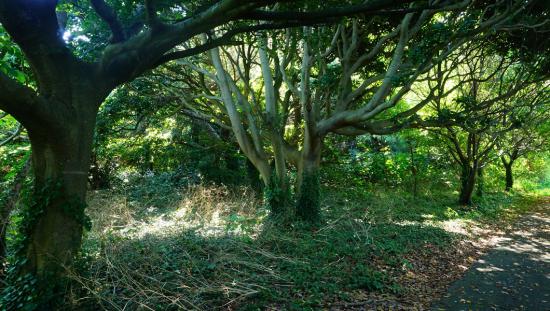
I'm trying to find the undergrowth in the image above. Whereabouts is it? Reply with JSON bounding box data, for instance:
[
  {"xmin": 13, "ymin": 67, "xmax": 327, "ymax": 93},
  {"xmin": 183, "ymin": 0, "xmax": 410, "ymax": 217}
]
[{"xmin": 62, "ymin": 181, "xmax": 543, "ymax": 310}]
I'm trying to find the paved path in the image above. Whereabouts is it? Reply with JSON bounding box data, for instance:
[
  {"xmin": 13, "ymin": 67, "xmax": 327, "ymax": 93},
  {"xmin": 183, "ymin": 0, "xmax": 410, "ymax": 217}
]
[{"xmin": 432, "ymin": 207, "xmax": 550, "ymax": 311}]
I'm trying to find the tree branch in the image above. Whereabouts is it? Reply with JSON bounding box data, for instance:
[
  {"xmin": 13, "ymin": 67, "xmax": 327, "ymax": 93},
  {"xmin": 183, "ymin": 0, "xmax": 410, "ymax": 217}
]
[
  {"xmin": 242, "ymin": 0, "xmax": 425, "ymax": 22},
  {"xmin": 91, "ymin": 0, "xmax": 126, "ymax": 43},
  {"xmin": 153, "ymin": 21, "xmax": 325, "ymax": 68},
  {"xmin": 0, "ymin": 123, "xmax": 22, "ymax": 147},
  {"xmin": 145, "ymin": 0, "xmax": 163, "ymax": 29},
  {"xmin": 0, "ymin": 70, "xmax": 47, "ymax": 127}
]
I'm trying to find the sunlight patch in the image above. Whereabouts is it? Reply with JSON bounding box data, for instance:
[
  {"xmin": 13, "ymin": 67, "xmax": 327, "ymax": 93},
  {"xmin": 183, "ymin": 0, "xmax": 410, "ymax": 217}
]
[{"xmin": 476, "ymin": 265, "xmax": 504, "ymax": 272}]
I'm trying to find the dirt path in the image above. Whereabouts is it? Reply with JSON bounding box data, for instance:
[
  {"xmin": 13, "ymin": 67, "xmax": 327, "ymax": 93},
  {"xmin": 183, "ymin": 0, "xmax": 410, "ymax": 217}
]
[{"xmin": 431, "ymin": 205, "xmax": 550, "ymax": 310}]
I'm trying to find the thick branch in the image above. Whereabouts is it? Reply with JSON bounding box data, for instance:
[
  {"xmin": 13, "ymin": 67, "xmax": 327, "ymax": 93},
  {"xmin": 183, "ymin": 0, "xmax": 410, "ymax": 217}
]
[
  {"xmin": 145, "ymin": 0, "xmax": 162, "ymax": 28},
  {"xmin": 91, "ymin": 0, "xmax": 126, "ymax": 43},
  {"xmin": 98, "ymin": 0, "xmax": 260, "ymax": 87},
  {"xmin": 0, "ymin": 71, "xmax": 47, "ymax": 127},
  {"xmin": 243, "ymin": 0, "xmax": 421, "ymax": 22}
]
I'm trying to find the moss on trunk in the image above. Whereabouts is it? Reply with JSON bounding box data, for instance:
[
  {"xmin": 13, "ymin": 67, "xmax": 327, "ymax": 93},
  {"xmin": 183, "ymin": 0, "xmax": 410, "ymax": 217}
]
[{"xmin": 295, "ymin": 168, "xmax": 321, "ymax": 222}]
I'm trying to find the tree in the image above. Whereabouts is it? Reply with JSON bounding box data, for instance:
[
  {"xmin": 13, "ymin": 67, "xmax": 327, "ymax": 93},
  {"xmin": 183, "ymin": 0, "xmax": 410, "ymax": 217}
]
[
  {"xmin": 425, "ymin": 48, "xmax": 546, "ymax": 205},
  {"xmin": 171, "ymin": 2, "xmax": 547, "ymax": 219},
  {"xmin": 498, "ymin": 98, "xmax": 550, "ymax": 191},
  {"xmin": 93, "ymin": 77, "xmax": 247, "ymax": 187},
  {"xmin": 3, "ymin": 0, "xmax": 482, "ymax": 306}
]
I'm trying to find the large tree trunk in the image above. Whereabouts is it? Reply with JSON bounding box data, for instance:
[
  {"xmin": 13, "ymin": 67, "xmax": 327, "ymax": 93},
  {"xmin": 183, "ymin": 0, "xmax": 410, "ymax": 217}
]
[
  {"xmin": 458, "ymin": 164, "xmax": 476, "ymax": 205},
  {"xmin": 24, "ymin": 124, "xmax": 94, "ymax": 271},
  {"xmin": 5, "ymin": 95, "xmax": 101, "ymax": 308},
  {"xmin": 295, "ymin": 134, "xmax": 322, "ymax": 221}
]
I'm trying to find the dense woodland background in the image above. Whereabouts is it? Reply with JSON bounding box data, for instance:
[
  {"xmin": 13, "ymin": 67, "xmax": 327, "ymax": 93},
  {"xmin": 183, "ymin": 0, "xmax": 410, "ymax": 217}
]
[{"xmin": 0, "ymin": 0, "xmax": 549, "ymax": 310}]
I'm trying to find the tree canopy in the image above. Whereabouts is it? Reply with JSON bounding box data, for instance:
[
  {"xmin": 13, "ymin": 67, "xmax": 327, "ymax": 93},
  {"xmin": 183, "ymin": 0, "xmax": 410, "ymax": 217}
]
[{"xmin": 0, "ymin": 0, "xmax": 548, "ymax": 309}]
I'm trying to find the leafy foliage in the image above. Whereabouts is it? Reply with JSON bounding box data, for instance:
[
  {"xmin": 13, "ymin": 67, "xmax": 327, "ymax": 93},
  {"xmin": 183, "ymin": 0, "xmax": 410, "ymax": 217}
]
[{"xmin": 0, "ymin": 0, "xmax": 548, "ymax": 309}]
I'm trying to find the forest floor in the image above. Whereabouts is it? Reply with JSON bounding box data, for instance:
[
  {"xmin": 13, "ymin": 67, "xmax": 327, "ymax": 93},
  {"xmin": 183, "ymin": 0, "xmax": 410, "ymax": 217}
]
[
  {"xmin": 329, "ymin": 195, "xmax": 549, "ymax": 311},
  {"xmin": 66, "ymin": 183, "xmax": 548, "ymax": 310},
  {"xmin": 430, "ymin": 200, "xmax": 549, "ymax": 311}
]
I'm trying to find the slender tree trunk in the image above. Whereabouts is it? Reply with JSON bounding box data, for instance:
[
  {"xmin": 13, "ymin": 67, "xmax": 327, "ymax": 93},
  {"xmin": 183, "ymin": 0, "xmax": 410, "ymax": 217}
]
[
  {"xmin": 209, "ymin": 45, "xmax": 275, "ymax": 207},
  {"xmin": 476, "ymin": 166, "xmax": 484, "ymax": 197},
  {"xmin": 459, "ymin": 164, "xmax": 476, "ymax": 205},
  {"xmin": 501, "ymin": 157, "xmax": 515, "ymax": 192},
  {"xmin": 408, "ymin": 144, "xmax": 418, "ymax": 198},
  {"xmin": 296, "ymin": 134, "xmax": 322, "ymax": 221},
  {"xmin": 505, "ymin": 163, "xmax": 514, "ymax": 192}
]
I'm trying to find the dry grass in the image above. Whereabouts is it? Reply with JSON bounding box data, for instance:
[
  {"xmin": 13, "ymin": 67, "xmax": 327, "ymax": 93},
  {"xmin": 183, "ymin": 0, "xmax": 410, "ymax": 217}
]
[
  {"xmin": 66, "ymin": 183, "xmax": 543, "ymax": 310},
  {"xmin": 68, "ymin": 184, "xmax": 278, "ymax": 310},
  {"xmin": 178, "ymin": 184, "xmax": 261, "ymax": 233},
  {"xmin": 86, "ymin": 184, "xmax": 262, "ymax": 238}
]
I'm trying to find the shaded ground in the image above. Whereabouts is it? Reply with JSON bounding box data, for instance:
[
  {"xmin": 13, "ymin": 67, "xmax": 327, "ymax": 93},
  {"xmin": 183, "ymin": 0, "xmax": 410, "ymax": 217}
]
[
  {"xmin": 431, "ymin": 203, "xmax": 550, "ymax": 311},
  {"xmin": 68, "ymin": 186, "xmax": 546, "ymax": 310}
]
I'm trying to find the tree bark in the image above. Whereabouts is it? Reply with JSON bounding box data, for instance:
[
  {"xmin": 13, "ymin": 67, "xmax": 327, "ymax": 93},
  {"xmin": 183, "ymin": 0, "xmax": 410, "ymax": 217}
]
[
  {"xmin": 458, "ymin": 164, "xmax": 476, "ymax": 205},
  {"xmin": 259, "ymin": 41, "xmax": 291, "ymax": 217},
  {"xmin": 295, "ymin": 134, "xmax": 322, "ymax": 221},
  {"xmin": 267, "ymin": 137, "xmax": 291, "ymax": 214},
  {"xmin": 2, "ymin": 92, "xmax": 103, "ymax": 308},
  {"xmin": 22, "ymin": 115, "xmax": 96, "ymax": 277},
  {"xmin": 504, "ymin": 163, "xmax": 514, "ymax": 192}
]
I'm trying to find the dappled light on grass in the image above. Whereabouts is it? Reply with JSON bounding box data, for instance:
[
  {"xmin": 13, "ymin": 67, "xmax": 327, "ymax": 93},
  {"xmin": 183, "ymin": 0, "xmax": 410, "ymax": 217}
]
[
  {"xmin": 67, "ymin": 184, "xmax": 547, "ymax": 310},
  {"xmin": 86, "ymin": 184, "xmax": 263, "ymax": 239},
  {"xmin": 75, "ymin": 185, "xmax": 279, "ymax": 310},
  {"xmin": 435, "ymin": 219, "xmax": 474, "ymax": 236},
  {"xmin": 70, "ymin": 184, "xmax": 477, "ymax": 310}
]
